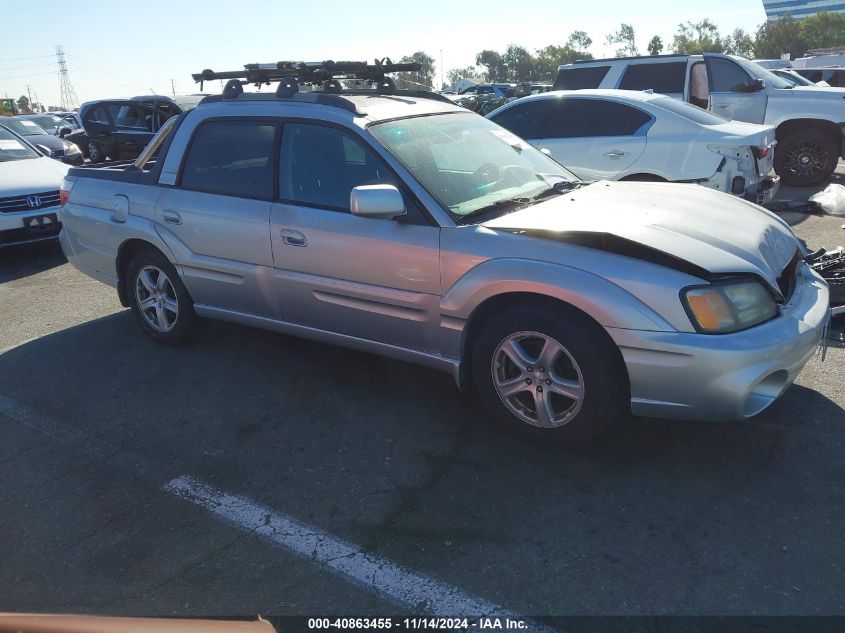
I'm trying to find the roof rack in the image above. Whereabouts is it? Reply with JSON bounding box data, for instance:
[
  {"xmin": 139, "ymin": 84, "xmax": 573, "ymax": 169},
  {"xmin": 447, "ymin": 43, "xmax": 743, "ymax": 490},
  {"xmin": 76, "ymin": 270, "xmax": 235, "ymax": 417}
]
[{"xmin": 192, "ymin": 58, "xmax": 450, "ymax": 103}]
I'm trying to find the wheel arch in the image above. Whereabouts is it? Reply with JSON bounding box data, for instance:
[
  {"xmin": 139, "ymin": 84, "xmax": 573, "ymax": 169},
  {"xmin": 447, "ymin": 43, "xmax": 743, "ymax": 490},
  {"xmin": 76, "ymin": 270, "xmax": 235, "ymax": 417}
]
[
  {"xmin": 775, "ymin": 118, "xmax": 843, "ymax": 155},
  {"xmin": 115, "ymin": 238, "xmax": 174, "ymax": 307},
  {"xmin": 458, "ymin": 292, "xmax": 631, "ymax": 401}
]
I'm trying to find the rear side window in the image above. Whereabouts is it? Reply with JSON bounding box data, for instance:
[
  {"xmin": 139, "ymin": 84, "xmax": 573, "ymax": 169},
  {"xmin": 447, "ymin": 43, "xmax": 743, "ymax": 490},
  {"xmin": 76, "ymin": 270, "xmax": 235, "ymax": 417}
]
[
  {"xmin": 279, "ymin": 123, "xmax": 397, "ymax": 211},
  {"xmin": 708, "ymin": 57, "xmax": 753, "ymax": 92},
  {"xmin": 650, "ymin": 97, "xmax": 728, "ymax": 126},
  {"xmin": 544, "ymin": 98, "xmax": 652, "ymax": 138},
  {"xmin": 180, "ymin": 120, "xmax": 278, "ymax": 199},
  {"xmin": 490, "ymin": 100, "xmax": 552, "ymax": 139},
  {"xmin": 552, "ymin": 66, "xmax": 611, "ymax": 90},
  {"xmin": 618, "ymin": 62, "xmax": 687, "ymax": 93}
]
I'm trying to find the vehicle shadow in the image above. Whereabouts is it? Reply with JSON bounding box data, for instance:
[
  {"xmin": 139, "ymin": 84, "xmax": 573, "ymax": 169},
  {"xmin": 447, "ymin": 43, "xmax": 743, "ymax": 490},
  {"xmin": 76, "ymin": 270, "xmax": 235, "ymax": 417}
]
[
  {"xmin": 1, "ymin": 311, "xmax": 844, "ymax": 614},
  {"xmin": 0, "ymin": 241, "xmax": 67, "ymax": 283}
]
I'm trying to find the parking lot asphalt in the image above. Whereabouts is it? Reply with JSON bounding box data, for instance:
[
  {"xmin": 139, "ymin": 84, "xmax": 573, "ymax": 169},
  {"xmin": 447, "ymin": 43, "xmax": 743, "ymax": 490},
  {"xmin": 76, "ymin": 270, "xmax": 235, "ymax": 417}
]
[{"xmin": 0, "ymin": 186, "xmax": 843, "ymax": 620}]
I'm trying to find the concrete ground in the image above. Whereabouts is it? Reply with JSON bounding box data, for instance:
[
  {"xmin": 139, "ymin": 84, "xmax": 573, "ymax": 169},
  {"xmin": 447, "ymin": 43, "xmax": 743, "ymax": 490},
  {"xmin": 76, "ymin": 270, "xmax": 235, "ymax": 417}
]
[{"xmin": 0, "ymin": 180, "xmax": 843, "ymax": 624}]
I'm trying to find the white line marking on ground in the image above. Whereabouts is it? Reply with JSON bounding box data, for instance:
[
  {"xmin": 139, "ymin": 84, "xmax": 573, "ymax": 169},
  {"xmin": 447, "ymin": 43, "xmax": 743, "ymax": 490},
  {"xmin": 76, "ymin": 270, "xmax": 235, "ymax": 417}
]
[{"xmin": 165, "ymin": 475, "xmax": 550, "ymax": 627}]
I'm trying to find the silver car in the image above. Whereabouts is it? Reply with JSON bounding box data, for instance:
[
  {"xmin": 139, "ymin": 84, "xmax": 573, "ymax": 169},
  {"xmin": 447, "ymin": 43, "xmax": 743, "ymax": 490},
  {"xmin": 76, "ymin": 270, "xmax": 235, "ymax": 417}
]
[{"xmin": 59, "ymin": 92, "xmax": 831, "ymax": 445}]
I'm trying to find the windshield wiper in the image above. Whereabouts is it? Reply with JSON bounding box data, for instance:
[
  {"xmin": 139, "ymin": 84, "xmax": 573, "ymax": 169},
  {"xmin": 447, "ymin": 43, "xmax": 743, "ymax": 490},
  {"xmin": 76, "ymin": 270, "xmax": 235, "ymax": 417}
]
[
  {"xmin": 455, "ymin": 197, "xmax": 533, "ymax": 225},
  {"xmin": 530, "ymin": 180, "xmax": 584, "ymax": 201}
]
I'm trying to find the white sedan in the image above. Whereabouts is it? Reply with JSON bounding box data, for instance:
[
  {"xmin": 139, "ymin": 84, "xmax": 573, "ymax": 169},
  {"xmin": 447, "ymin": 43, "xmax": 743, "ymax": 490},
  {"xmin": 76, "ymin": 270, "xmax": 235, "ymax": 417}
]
[{"xmin": 487, "ymin": 89, "xmax": 779, "ymax": 204}]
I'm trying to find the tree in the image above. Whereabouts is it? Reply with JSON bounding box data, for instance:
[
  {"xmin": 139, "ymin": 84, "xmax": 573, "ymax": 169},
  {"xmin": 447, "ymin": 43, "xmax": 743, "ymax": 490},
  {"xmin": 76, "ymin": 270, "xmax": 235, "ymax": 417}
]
[
  {"xmin": 607, "ymin": 24, "xmax": 638, "ymax": 57},
  {"xmin": 16, "ymin": 95, "xmax": 30, "ymax": 113},
  {"xmin": 754, "ymin": 16, "xmax": 808, "ymax": 60},
  {"xmin": 672, "ymin": 19, "xmax": 723, "ymax": 54},
  {"xmin": 724, "ymin": 27, "xmax": 755, "ymax": 57},
  {"xmin": 800, "ymin": 12, "xmax": 845, "ymax": 51},
  {"xmin": 566, "ymin": 30, "xmax": 593, "ymax": 54},
  {"xmin": 398, "ymin": 51, "xmax": 436, "ymax": 88},
  {"xmin": 647, "ymin": 35, "xmax": 664, "ymax": 55},
  {"xmin": 447, "ymin": 66, "xmax": 479, "ymax": 86},
  {"xmin": 476, "ymin": 49, "xmax": 506, "ymax": 81},
  {"xmin": 502, "ymin": 44, "xmax": 534, "ymax": 81}
]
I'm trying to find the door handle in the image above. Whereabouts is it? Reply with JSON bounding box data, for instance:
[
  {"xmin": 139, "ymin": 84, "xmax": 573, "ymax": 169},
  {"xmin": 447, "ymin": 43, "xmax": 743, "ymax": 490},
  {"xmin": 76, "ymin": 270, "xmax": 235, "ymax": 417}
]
[
  {"xmin": 162, "ymin": 210, "xmax": 182, "ymax": 225},
  {"xmin": 603, "ymin": 150, "xmax": 628, "ymax": 159},
  {"xmin": 281, "ymin": 229, "xmax": 307, "ymax": 247}
]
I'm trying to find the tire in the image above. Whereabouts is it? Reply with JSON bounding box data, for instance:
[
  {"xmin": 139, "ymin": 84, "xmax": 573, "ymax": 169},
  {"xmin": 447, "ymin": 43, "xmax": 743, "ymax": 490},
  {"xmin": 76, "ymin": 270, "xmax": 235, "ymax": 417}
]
[
  {"xmin": 471, "ymin": 305, "xmax": 628, "ymax": 447},
  {"xmin": 126, "ymin": 248, "xmax": 199, "ymax": 345},
  {"xmin": 774, "ymin": 129, "xmax": 839, "ymax": 186},
  {"xmin": 87, "ymin": 141, "xmax": 106, "ymax": 163}
]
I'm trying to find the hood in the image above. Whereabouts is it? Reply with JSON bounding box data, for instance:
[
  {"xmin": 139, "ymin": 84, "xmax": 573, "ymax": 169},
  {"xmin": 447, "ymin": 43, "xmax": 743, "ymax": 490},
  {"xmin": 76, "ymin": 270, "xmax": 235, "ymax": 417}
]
[
  {"xmin": 0, "ymin": 156, "xmax": 69, "ymax": 196},
  {"xmin": 774, "ymin": 85, "xmax": 845, "ymax": 98},
  {"xmin": 482, "ymin": 181, "xmax": 799, "ymax": 290},
  {"xmin": 23, "ymin": 133, "xmax": 66, "ymax": 153}
]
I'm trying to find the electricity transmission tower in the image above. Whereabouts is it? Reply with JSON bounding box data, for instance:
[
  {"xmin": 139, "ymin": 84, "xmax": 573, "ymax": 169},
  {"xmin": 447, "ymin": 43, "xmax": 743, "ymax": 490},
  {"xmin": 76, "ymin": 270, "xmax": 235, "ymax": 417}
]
[{"xmin": 56, "ymin": 45, "xmax": 79, "ymax": 111}]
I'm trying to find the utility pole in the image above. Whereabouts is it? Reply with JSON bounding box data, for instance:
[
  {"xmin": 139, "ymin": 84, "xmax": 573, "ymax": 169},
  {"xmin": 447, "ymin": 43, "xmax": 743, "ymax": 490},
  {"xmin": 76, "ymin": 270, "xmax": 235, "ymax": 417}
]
[
  {"xmin": 26, "ymin": 85, "xmax": 33, "ymax": 109},
  {"xmin": 56, "ymin": 45, "xmax": 80, "ymax": 111},
  {"xmin": 440, "ymin": 49, "xmax": 444, "ymax": 90},
  {"xmin": 171, "ymin": 79, "xmax": 176, "ymax": 98}
]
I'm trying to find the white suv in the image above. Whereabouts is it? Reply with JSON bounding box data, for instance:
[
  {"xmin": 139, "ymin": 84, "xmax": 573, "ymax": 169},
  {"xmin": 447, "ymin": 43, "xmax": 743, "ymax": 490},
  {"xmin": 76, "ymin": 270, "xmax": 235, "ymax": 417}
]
[{"xmin": 555, "ymin": 53, "xmax": 845, "ymax": 186}]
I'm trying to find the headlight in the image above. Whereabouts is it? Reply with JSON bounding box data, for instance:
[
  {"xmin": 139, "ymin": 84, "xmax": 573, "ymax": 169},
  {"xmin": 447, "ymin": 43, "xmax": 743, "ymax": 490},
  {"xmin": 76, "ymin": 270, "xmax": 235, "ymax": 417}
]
[
  {"xmin": 64, "ymin": 142, "xmax": 81, "ymax": 155},
  {"xmin": 682, "ymin": 280, "xmax": 778, "ymax": 333}
]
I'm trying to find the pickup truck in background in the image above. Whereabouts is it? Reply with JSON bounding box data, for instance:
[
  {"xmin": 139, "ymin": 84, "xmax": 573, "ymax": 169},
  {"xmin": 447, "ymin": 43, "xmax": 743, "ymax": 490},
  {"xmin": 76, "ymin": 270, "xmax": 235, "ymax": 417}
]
[{"xmin": 555, "ymin": 53, "xmax": 845, "ymax": 186}]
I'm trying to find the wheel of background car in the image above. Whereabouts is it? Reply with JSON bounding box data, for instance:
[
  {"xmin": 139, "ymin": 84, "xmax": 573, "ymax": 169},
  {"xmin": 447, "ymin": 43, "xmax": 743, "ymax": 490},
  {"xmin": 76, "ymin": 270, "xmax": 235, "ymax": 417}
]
[
  {"xmin": 774, "ymin": 129, "xmax": 838, "ymax": 186},
  {"xmin": 87, "ymin": 141, "xmax": 106, "ymax": 163},
  {"xmin": 126, "ymin": 248, "xmax": 200, "ymax": 346},
  {"xmin": 471, "ymin": 304, "xmax": 627, "ymax": 447}
]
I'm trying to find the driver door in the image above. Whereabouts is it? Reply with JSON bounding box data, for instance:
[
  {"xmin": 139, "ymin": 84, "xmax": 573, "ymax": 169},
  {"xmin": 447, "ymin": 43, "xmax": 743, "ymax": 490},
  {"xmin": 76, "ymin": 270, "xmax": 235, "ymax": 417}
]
[
  {"xmin": 270, "ymin": 121, "xmax": 441, "ymax": 352},
  {"xmin": 704, "ymin": 54, "xmax": 767, "ymax": 124}
]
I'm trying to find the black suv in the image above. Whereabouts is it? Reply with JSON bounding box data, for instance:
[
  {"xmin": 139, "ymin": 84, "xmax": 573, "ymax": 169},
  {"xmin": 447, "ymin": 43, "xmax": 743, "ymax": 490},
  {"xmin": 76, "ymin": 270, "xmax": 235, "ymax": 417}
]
[{"xmin": 65, "ymin": 97, "xmax": 181, "ymax": 162}]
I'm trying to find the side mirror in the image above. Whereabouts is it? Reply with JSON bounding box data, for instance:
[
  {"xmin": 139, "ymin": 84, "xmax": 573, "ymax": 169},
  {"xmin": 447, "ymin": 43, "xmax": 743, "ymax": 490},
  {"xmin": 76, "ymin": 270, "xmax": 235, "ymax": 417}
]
[
  {"xmin": 746, "ymin": 79, "xmax": 765, "ymax": 92},
  {"xmin": 350, "ymin": 185, "xmax": 406, "ymax": 219},
  {"xmin": 58, "ymin": 128, "xmax": 70, "ymax": 138}
]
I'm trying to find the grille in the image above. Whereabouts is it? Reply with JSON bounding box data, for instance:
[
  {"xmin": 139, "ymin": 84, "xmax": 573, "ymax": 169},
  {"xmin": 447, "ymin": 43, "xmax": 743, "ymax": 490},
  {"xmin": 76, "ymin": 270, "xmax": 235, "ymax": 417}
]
[
  {"xmin": 777, "ymin": 252, "xmax": 801, "ymax": 302},
  {"xmin": 0, "ymin": 190, "xmax": 61, "ymax": 214}
]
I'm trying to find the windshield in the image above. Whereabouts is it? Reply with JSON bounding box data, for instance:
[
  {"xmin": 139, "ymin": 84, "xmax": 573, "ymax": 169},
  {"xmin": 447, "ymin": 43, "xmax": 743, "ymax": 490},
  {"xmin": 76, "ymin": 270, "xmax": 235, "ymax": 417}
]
[
  {"xmin": 732, "ymin": 56, "xmax": 793, "ymax": 89},
  {"xmin": 28, "ymin": 115, "xmax": 62, "ymax": 133},
  {"xmin": 369, "ymin": 112, "xmax": 577, "ymax": 222},
  {"xmin": 0, "ymin": 126, "xmax": 40, "ymax": 161},
  {"xmin": 3, "ymin": 118, "xmax": 47, "ymax": 136},
  {"xmin": 651, "ymin": 97, "xmax": 730, "ymax": 125}
]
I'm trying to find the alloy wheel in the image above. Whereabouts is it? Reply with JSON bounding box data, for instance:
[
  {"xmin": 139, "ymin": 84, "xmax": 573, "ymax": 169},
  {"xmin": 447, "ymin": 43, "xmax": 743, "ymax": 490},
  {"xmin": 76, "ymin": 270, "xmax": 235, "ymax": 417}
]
[
  {"xmin": 783, "ymin": 139, "xmax": 828, "ymax": 180},
  {"xmin": 491, "ymin": 331, "xmax": 584, "ymax": 428},
  {"xmin": 135, "ymin": 265, "xmax": 179, "ymax": 333}
]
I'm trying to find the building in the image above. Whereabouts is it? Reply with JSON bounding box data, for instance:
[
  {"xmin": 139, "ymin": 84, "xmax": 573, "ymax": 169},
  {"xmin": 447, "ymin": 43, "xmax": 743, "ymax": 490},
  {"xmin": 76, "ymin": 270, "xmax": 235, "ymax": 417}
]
[{"xmin": 763, "ymin": 0, "xmax": 845, "ymax": 20}]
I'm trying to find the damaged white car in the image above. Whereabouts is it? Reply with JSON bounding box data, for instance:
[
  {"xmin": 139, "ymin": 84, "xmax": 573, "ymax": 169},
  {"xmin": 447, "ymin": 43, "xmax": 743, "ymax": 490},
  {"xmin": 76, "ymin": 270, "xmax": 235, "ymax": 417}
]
[{"xmin": 488, "ymin": 89, "xmax": 779, "ymax": 204}]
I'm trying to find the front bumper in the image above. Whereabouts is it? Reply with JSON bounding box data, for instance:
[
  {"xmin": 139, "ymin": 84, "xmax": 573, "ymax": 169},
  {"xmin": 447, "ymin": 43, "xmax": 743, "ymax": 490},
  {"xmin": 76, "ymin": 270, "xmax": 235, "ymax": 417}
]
[
  {"xmin": 608, "ymin": 262, "xmax": 830, "ymax": 422},
  {"xmin": 0, "ymin": 205, "xmax": 62, "ymax": 248}
]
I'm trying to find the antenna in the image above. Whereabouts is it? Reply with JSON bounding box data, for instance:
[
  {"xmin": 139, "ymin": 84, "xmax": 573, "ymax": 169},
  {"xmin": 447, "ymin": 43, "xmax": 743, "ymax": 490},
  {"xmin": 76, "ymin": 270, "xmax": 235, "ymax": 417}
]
[{"xmin": 56, "ymin": 45, "xmax": 80, "ymax": 111}]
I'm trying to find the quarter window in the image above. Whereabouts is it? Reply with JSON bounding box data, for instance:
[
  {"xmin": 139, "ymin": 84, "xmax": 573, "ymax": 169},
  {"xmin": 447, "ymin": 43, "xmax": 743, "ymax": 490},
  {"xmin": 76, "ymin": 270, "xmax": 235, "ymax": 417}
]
[
  {"xmin": 279, "ymin": 123, "xmax": 397, "ymax": 211},
  {"xmin": 180, "ymin": 120, "xmax": 277, "ymax": 199},
  {"xmin": 490, "ymin": 101, "xmax": 552, "ymax": 139},
  {"xmin": 552, "ymin": 66, "xmax": 611, "ymax": 90},
  {"xmin": 544, "ymin": 98, "xmax": 652, "ymax": 138},
  {"xmin": 618, "ymin": 62, "xmax": 687, "ymax": 93}
]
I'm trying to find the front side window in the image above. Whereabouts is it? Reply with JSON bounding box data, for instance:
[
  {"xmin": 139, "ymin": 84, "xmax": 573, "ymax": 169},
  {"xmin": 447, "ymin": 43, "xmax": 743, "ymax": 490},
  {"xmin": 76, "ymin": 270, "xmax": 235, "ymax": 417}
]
[
  {"xmin": 618, "ymin": 62, "xmax": 686, "ymax": 93},
  {"xmin": 279, "ymin": 123, "xmax": 397, "ymax": 211},
  {"xmin": 490, "ymin": 101, "xmax": 552, "ymax": 140},
  {"xmin": 369, "ymin": 112, "xmax": 576, "ymax": 221},
  {"xmin": 180, "ymin": 120, "xmax": 277, "ymax": 199},
  {"xmin": 544, "ymin": 98, "xmax": 652, "ymax": 138},
  {"xmin": 708, "ymin": 57, "xmax": 754, "ymax": 92}
]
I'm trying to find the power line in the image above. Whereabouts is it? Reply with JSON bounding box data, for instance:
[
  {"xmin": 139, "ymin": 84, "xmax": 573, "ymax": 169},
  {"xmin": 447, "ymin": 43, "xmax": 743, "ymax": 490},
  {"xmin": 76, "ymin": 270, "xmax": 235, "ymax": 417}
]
[
  {"xmin": 0, "ymin": 62, "xmax": 58, "ymax": 71},
  {"xmin": 0, "ymin": 53, "xmax": 56, "ymax": 61},
  {"xmin": 0, "ymin": 71, "xmax": 57, "ymax": 81}
]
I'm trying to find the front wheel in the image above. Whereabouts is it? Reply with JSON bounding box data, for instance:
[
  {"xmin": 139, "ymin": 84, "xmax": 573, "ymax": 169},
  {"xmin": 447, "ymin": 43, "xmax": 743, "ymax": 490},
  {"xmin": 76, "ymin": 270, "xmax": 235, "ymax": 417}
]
[
  {"xmin": 472, "ymin": 306, "xmax": 628, "ymax": 447},
  {"xmin": 126, "ymin": 249, "xmax": 199, "ymax": 345},
  {"xmin": 774, "ymin": 129, "xmax": 838, "ymax": 186}
]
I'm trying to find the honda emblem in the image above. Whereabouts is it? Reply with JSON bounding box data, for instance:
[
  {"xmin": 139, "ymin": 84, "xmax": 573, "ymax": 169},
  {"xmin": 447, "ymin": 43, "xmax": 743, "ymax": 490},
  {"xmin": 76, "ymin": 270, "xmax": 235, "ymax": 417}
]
[{"xmin": 25, "ymin": 195, "xmax": 41, "ymax": 209}]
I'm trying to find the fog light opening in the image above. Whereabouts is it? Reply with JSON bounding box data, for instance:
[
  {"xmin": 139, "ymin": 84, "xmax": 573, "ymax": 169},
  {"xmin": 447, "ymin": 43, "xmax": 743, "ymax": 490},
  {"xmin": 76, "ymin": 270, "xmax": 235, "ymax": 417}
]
[{"xmin": 743, "ymin": 370, "xmax": 790, "ymax": 418}]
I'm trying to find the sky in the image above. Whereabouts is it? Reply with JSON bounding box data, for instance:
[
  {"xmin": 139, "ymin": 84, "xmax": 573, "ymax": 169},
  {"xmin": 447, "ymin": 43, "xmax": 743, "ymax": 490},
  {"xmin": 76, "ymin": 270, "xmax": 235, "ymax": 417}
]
[{"xmin": 0, "ymin": 0, "xmax": 768, "ymax": 108}]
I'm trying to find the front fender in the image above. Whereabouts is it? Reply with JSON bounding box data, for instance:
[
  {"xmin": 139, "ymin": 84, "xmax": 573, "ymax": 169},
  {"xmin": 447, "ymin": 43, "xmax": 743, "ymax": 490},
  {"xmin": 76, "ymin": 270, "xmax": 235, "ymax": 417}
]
[{"xmin": 440, "ymin": 257, "xmax": 676, "ymax": 332}]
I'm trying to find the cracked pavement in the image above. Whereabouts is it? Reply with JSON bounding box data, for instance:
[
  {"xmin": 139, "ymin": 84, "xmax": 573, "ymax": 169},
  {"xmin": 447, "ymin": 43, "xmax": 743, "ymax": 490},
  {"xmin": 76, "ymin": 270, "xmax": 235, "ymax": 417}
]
[{"xmin": 0, "ymin": 204, "xmax": 843, "ymax": 617}]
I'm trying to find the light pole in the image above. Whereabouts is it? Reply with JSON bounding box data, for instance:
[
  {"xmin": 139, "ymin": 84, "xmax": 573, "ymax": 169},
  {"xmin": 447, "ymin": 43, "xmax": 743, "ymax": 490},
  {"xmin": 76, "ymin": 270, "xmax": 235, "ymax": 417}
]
[{"xmin": 440, "ymin": 49, "xmax": 444, "ymax": 90}]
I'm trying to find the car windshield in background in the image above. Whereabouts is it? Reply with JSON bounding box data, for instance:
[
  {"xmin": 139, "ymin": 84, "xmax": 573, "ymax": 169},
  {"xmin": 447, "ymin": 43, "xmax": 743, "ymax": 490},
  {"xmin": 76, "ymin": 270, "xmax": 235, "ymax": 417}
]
[
  {"xmin": 29, "ymin": 116, "xmax": 62, "ymax": 133},
  {"xmin": 3, "ymin": 119, "xmax": 48, "ymax": 136},
  {"xmin": 736, "ymin": 56, "xmax": 793, "ymax": 89},
  {"xmin": 651, "ymin": 97, "xmax": 730, "ymax": 125},
  {"xmin": 0, "ymin": 127, "xmax": 40, "ymax": 161},
  {"xmin": 369, "ymin": 112, "xmax": 577, "ymax": 222}
]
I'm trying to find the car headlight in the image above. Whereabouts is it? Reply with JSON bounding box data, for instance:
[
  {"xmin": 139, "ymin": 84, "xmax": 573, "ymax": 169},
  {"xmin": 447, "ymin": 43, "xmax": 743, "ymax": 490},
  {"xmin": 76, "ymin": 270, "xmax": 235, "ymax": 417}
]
[
  {"xmin": 682, "ymin": 279, "xmax": 778, "ymax": 333},
  {"xmin": 64, "ymin": 142, "xmax": 81, "ymax": 155}
]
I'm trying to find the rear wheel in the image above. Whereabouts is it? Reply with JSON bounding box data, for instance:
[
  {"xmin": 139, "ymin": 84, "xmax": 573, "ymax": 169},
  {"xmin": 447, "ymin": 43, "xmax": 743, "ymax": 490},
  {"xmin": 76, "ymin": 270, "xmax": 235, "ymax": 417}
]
[
  {"xmin": 126, "ymin": 249, "xmax": 199, "ymax": 345},
  {"xmin": 472, "ymin": 306, "xmax": 628, "ymax": 447},
  {"xmin": 774, "ymin": 129, "xmax": 838, "ymax": 186}
]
